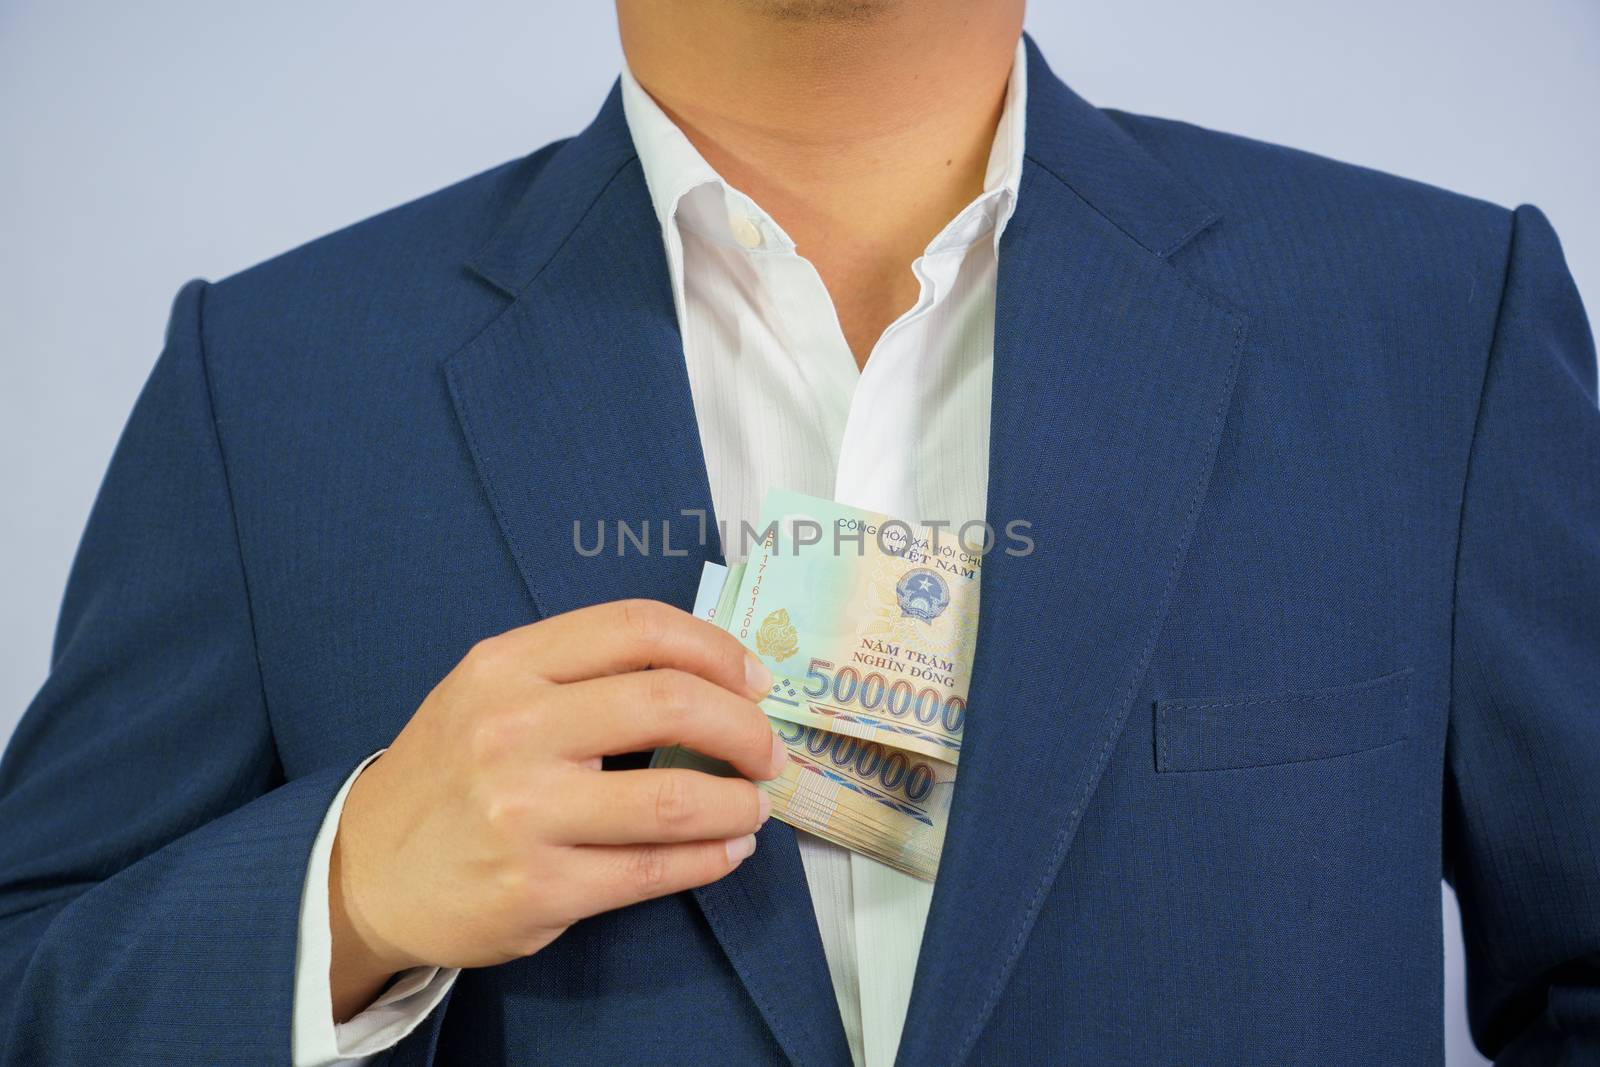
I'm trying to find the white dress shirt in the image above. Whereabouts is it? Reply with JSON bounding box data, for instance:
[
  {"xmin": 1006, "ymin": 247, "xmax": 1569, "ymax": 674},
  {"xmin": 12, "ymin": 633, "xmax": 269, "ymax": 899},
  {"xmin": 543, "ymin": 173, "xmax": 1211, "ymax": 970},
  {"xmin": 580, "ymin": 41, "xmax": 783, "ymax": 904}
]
[{"xmin": 290, "ymin": 40, "xmax": 1025, "ymax": 1067}]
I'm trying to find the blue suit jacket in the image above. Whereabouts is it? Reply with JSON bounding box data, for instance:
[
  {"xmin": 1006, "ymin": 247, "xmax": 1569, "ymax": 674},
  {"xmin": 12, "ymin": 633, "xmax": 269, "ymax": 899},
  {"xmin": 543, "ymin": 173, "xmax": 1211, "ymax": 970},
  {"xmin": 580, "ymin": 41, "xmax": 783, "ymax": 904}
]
[{"xmin": 3, "ymin": 38, "xmax": 1597, "ymax": 1066}]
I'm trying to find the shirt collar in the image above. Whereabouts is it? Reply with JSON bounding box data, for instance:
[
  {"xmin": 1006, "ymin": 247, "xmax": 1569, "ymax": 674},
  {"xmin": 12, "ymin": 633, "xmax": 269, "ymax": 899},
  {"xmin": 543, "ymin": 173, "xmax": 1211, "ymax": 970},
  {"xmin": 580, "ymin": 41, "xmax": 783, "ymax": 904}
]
[{"xmin": 619, "ymin": 37, "xmax": 1027, "ymax": 257}]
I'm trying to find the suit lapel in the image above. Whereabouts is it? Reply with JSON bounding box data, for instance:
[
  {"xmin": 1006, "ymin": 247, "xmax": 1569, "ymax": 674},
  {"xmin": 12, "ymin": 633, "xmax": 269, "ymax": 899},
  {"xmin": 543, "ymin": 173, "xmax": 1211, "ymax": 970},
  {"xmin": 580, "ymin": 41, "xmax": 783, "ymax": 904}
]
[
  {"xmin": 897, "ymin": 40, "xmax": 1247, "ymax": 1065},
  {"xmin": 445, "ymin": 89, "xmax": 851, "ymax": 1067},
  {"xmin": 446, "ymin": 42, "xmax": 1245, "ymax": 1066}
]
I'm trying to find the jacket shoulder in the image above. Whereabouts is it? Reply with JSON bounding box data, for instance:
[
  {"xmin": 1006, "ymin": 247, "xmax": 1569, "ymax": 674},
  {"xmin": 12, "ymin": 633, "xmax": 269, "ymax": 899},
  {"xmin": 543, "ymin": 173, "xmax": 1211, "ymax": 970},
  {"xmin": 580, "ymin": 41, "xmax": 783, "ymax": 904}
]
[
  {"xmin": 200, "ymin": 139, "xmax": 568, "ymax": 364},
  {"xmin": 225, "ymin": 138, "xmax": 566, "ymax": 289},
  {"xmin": 1108, "ymin": 110, "xmax": 1514, "ymax": 262},
  {"xmin": 1102, "ymin": 109, "xmax": 1528, "ymax": 393}
]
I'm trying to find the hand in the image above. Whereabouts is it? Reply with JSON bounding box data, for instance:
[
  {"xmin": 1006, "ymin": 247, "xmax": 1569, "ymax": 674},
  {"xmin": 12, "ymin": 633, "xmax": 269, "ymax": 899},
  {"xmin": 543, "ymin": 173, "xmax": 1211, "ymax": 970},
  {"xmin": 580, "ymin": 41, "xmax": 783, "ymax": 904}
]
[{"xmin": 326, "ymin": 599, "xmax": 784, "ymax": 1019}]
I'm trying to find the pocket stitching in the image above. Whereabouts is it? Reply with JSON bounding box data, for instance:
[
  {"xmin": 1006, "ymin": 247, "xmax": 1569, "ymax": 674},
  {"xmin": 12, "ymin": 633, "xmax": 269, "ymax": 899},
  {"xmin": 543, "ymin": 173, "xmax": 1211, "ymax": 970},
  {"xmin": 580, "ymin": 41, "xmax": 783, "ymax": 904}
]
[
  {"xmin": 1159, "ymin": 667, "xmax": 1413, "ymax": 714},
  {"xmin": 1156, "ymin": 734, "xmax": 1411, "ymax": 774},
  {"xmin": 1156, "ymin": 667, "xmax": 1414, "ymax": 773}
]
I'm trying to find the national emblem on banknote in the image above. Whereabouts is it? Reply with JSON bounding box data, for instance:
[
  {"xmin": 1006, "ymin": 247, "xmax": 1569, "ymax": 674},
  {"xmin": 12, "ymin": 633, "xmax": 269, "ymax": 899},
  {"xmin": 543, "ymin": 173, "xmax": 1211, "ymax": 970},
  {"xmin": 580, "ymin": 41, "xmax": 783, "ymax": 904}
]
[
  {"xmin": 653, "ymin": 489, "xmax": 982, "ymax": 879},
  {"xmin": 894, "ymin": 567, "xmax": 950, "ymax": 622}
]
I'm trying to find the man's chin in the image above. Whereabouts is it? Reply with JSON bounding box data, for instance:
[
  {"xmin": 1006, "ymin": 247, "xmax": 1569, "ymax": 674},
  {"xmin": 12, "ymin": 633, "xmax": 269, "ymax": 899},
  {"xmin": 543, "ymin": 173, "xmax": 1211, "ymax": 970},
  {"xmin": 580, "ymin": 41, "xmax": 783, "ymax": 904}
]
[{"xmin": 737, "ymin": 0, "xmax": 899, "ymax": 25}]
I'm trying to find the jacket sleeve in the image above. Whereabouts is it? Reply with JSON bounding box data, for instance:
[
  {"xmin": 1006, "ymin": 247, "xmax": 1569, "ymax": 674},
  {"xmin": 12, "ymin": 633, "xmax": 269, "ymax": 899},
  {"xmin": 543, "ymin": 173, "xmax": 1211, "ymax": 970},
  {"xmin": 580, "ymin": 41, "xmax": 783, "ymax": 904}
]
[
  {"xmin": 0, "ymin": 280, "xmax": 362, "ymax": 1064},
  {"xmin": 1445, "ymin": 205, "xmax": 1600, "ymax": 1063}
]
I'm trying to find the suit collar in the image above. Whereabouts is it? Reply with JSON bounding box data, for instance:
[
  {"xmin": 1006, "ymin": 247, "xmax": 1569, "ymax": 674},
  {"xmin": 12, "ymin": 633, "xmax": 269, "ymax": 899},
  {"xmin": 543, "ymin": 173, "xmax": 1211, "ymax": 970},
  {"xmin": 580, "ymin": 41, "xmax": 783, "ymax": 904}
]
[
  {"xmin": 467, "ymin": 32, "xmax": 1218, "ymax": 302},
  {"xmin": 895, "ymin": 41, "xmax": 1240, "ymax": 1066},
  {"xmin": 1019, "ymin": 34, "xmax": 1218, "ymax": 258},
  {"xmin": 446, "ymin": 143, "xmax": 855, "ymax": 1067},
  {"xmin": 894, "ymin": 165, "xmax": 1243, "ymax": 1065},
  {"xmin": 466, "ymin": 81, "xmax": 639, "ymax": 297},
  {"xmin": 448, "ymin": 37, "xmax": 1240, "ymax": 1067}
]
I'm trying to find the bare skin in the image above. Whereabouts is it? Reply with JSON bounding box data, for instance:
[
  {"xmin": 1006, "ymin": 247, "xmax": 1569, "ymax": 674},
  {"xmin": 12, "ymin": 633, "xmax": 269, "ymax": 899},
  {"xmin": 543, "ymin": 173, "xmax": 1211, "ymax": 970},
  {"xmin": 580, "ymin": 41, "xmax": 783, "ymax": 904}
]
[
  {"xmin": 329, "ymin": 602, "xmax": 783, "ymax": 1018},
  {"xmin": 329, "ymin": 0, "xmax": 1025, "ymax": 1020},
  {"xmin": 617, "ymin": 0, "xmax": 1024, "ymax": 367}
]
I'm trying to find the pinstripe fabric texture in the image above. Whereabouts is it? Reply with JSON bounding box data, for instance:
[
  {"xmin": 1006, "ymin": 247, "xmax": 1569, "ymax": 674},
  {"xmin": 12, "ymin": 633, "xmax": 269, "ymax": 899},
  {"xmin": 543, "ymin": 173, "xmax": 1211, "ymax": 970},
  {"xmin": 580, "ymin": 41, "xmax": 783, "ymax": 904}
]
[{"xmin": 1, "ymin": 34, "xmax": 1596, "ymax": 1067}]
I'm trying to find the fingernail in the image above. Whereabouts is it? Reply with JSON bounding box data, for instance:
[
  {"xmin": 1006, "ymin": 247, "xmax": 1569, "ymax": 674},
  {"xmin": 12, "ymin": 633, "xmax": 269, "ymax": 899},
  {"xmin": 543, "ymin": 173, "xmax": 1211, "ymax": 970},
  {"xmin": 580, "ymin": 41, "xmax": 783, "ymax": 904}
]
[
  {"xmin": 769, "ymin": 733, "xmax": 790, "ymax": 778},
  {"xmin": 757, "ymin": 789, "xmax": 772, "ymax": 826},
  {"xmin": 725, "ymin": 833, "xmax": 757, "ymax": 865},
  {"xmin": 745, "ymin": 653, "xmax": 773, "ymax": 698}
]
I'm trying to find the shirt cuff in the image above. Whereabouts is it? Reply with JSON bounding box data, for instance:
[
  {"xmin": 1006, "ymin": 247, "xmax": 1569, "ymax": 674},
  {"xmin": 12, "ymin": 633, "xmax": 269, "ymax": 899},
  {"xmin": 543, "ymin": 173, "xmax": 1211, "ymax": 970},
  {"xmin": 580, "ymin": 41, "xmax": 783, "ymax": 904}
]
[{"xmin": 291, "ymin": 751, "xmax": 461, "ymax": 1066}]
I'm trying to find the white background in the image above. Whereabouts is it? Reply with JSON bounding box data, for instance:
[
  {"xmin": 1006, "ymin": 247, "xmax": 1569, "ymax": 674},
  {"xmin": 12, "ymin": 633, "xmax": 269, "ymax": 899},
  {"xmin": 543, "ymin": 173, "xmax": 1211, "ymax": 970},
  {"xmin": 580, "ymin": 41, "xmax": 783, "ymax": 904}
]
[{"xmin": 3, "ymin": 4, "xmax": 1597, "ymax": 1062}]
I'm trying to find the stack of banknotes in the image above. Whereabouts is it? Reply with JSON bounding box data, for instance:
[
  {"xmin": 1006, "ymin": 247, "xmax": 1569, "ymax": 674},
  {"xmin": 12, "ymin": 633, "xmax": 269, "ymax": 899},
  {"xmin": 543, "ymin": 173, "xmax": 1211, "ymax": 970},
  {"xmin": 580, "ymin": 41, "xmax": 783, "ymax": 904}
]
[{"xmin": 653, "ymin": 489, "xmax": 980, "ymax": 880}]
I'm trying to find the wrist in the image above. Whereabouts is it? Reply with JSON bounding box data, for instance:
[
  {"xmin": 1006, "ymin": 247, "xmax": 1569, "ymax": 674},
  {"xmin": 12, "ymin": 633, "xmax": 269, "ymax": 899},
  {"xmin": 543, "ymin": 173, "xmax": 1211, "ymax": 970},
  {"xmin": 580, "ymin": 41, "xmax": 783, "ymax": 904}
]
[{"xmin": 327, "ymin": 761, "xmax": 413, "ymax": 1020}]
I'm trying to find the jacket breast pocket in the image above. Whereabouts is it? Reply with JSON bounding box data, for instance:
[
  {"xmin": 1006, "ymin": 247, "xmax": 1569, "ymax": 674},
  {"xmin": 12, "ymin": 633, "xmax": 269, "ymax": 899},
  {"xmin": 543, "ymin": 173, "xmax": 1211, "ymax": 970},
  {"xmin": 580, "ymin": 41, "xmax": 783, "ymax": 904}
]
[{"xmin": 1154, "ymin": 668, "xmax": 1414, "ymax": 773}]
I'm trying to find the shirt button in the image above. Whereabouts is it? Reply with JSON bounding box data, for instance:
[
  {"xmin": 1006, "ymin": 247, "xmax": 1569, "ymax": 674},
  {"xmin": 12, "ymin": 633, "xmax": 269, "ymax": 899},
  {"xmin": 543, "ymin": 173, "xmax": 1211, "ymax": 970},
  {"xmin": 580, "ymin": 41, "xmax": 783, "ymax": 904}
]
[{"xmin": 729, "ymin": 215, "xmax": 764, "ymax": 249}]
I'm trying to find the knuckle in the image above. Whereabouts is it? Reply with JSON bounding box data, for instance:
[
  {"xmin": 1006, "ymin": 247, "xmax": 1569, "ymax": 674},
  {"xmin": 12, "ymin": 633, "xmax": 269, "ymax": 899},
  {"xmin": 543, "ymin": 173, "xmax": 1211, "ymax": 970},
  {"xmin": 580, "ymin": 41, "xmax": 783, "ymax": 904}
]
[
  {"xmin": 743, "ymin": 710, "xmax": 774, "ymax": 760},
  {"xmin": 538, "ymin": 882, "xmax": 589, "ymax": 929},
  {"xmin": 494, "ymin": 858, "xmax": 568, "ymax": 937},
  {"xmin": 738, "ymin": 782, "xmax": 763, "ymax": 826},
  {"xmin": 462, "ymin": 635, "xmax": 509, "ymax": 681},
  {"xmin": 466, "ymin": 705, "xmax": 536, "ymax": 765},
  {"xmin": 618, "ymin": 599, "xmax": 670, "ymax": 650},
  {"xmin": 626, "ymin": 844, "xmax": 668, "ymax": 896},
  {"xmin": 492, "ymin": 857, "xmax": 534, "ymax": 900},
  {"xmin": 476, "ymin": 773, "xmax": 550, "ymax": 843},
  {"xmin": 646, "ymin": 670, "xmax": 694, "ymax": 718},
  {"xmin": 652, "ymin": 775, "xmax": 694, "ymax": 833},
  {"xmin": 466, "ymin": 714, "xmax": 508, "ymax": 763},
  {"xmin": 718, "ymin": 633, "xmax": 750, "ymax": 682},
  {"xmin": 480, "ymin": 790, "xmax": 525, "ymax": 835}
]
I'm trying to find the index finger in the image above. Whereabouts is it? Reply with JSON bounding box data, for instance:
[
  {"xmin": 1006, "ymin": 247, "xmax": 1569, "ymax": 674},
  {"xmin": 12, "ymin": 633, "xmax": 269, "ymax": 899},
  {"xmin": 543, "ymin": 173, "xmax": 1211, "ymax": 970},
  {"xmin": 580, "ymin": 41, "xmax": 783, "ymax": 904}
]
[{"xmin": 498, "ymin": 599, "xmax": 771, "ymax": 698}]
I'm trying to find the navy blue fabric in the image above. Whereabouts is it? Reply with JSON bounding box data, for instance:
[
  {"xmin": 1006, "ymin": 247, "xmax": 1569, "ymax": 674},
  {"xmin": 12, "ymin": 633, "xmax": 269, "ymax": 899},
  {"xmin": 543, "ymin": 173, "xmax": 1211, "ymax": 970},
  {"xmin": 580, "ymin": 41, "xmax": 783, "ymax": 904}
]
[{"xmin": 3, "ymin": 36, "xmax": 1597, "ymax": 1066}]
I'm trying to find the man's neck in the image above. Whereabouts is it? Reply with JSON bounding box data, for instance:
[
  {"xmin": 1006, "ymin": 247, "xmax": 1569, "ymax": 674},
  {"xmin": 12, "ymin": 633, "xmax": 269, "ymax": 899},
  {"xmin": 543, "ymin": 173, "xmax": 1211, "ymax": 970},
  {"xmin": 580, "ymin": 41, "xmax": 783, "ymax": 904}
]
[{"xmin": 617, "ymin": 0, "xmax": 1024, "ymax": 368}]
